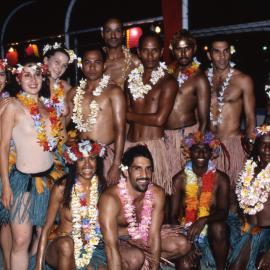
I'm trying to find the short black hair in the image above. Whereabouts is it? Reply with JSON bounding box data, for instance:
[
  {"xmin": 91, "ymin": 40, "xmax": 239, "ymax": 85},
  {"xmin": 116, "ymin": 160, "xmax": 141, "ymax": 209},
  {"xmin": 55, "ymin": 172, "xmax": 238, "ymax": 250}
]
[
  {"xmin": 82, "ymin": 45, "xmax": 106, "ymax": 62},
  {"xmin": 138, "ymin": 31, "xmax": 163, "ymax": 50},
  {"xmin": 208, "ymin": 35, "xmax": 231, "ymax": 51},
  {"xmin": 171, "ymin": 29, "xmax": 196, "ymax": 49},
  {"xmin": 102, "ymin": 17, "xmax": 123, "ymax": 31},
  {"xmin": 122, "ymin": 145, "xmax": 154, "ymax": 171}
]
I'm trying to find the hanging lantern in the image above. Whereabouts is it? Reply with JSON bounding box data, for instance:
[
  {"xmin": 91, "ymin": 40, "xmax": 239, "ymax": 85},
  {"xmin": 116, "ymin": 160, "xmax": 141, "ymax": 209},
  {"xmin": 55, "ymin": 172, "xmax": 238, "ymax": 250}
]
[
  {"xmin": 126, "ymin": 27, "xmax": 143, "ymax": 49},
  {"xmin": 6, "ymin": 47, "xmax": 18, "ymax": 66},
  {"xmin": 25, "ymin": 44, "xmax": 39, "ymax": 57}
]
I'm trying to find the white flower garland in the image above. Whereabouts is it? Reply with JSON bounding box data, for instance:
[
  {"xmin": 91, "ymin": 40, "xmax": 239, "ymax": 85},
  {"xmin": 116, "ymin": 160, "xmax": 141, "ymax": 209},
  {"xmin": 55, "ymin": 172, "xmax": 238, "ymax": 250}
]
[
  {"xmin": 71, "ymin": 176, "xmax": 101, "ymax": 269},
  {"xmin": 72, "ymin": 75, "xmax": 110, "ymax": 132},
  {"xmin": 236, "ymin": 159, "xmax": 270, "ymax": 215},
  {"xmin": 127, "ymin": 62, "xmax": 167, "ymax": 100},
  {"xmin": 207, "ymin": 63, "xmax": 234, "ymax": 126}
]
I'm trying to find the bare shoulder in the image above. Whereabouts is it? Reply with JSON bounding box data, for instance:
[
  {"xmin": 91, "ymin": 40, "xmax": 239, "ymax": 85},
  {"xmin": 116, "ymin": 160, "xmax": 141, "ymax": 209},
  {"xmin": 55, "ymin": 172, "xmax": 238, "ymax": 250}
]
[
  {"xmin": 99, "ymin": 185, "xmax": 121, "ymax": 206},
  {"xmin": 216, "ymin": 169, "xmax": 230, "ymax": 186},
  {"xmin": 61, "ymin": 80, "xmax": 72, "ymax": 93},
  {"xmin": 151, "ymin": 184, "xmax": 165, "ymax": 204},
  {"xmin": 162, "ymin": 72, "xmax": 178, "ymax": 88},
  {"xmin": 130, "ymin": 53, "xmax": 141, "ymax": 67},
  {"xmin": 66, "ymin": 86, "xmax": 77, "ymax": 100},
  {"xmin": 107, "ymin": 83, "xmax": 125, "ymax": 97},
  {"xmin": 194, "ymin": 69, "xmax": 209, "ymax": 82},
  {"xmin": 172, "ymin": 169, "xmax": 185, "ymax": 189},
  {"xmin": 2, "ymin": 98, "xmax": 21, "ymax": 112},
  {"xmin": 50, "ymin": 180, "xmax": 66, "ymax": 202},
  {"xmin": 233, "ymin": 69, "xmax": 253, "ymax": 86}
]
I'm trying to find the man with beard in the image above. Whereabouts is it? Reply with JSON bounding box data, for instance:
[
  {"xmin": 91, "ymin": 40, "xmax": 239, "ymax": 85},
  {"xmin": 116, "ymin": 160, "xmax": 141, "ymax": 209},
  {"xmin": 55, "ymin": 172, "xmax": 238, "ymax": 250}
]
[
  {"xmin": 67, "ymin": 46, "xmax": 126, "ymax": 184},
  {"xmin": 229, "ymin": 126, "xmax": 270, "ymax": 270},
  {"xmin": 99, "ymin": 145, "xmax": 191, "ymax": 270},
  {"xmin": 170, "ymin": 131, "xmax": 230, "ymax": 270},
  {"xmin": 124, "ymin": 32, "xmax": 178, "ymax": 194},
  {"xmin": 206, "ymin": 36, "xmax": 256, "ymax": 211},
  {"xmin": 102, "ymin": 17, "xmax": 140, "ymax": 90},
  {"xmin": 166, "ymin": 30, "xmax": 210, "ymax": 176}
]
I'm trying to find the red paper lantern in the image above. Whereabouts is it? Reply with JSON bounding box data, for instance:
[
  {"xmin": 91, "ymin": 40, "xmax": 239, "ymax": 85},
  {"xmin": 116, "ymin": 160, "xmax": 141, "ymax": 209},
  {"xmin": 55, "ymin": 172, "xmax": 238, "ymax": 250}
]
[
  {"xmin": 6, "ymin": 47, "xmax": 18, "ymax": 66},
  {"xmin": 126, "ymin": 27, "xmax": 143, "ymax": 49},
  {"xmin": 26, "ymin": 44, "xmax": 34, "ymax": 56}
]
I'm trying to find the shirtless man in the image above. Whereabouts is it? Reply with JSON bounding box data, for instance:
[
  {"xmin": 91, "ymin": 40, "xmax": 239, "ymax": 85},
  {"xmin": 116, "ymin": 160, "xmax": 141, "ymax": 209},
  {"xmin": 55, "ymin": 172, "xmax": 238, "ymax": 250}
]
[
  {"xmin": 99, "ymin": 145, "xmax": 191, "ymax": 270},
  {"xmin": 206, "ymin": 36, "xmax": 256, "ymax": 209},
  {"xmin": 102, "ymin": 17, "xmax": 140, "ymax": 89},
  {"xmin": 229, "ymin": 127, "xmax": 270, "ymax": 270},
  {"xmin": 67, "ymin": 46, "xmax": 126, "ymax": 184},
  {"xmin": 125, "ymin": 32, "xmax": 178, "ymax": 194},
  {"xmin": 171, "ymin": 131, "xmax": 230, "ymax": 270},
  {"xmin": 35, "ymin": 140, "xmax": 107, "ymax": 270},
  {"xmin": 166, "ymin": 30, "xmax": 210, "ymax": 175}
]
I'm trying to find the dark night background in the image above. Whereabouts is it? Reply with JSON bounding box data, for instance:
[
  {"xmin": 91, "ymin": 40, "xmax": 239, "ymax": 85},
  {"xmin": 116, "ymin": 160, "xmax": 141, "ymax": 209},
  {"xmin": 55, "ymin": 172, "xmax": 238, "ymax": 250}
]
[{"xmin": 1, "ymin": 0, "xmax": 270, "ymax": 111}]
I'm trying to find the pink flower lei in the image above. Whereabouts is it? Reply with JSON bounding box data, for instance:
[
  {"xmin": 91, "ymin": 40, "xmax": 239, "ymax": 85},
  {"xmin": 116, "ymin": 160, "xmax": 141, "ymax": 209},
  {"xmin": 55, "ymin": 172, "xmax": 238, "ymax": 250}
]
[{"xmin": 118, "ymin": 177, "xmax": 153, "ymax": 243}]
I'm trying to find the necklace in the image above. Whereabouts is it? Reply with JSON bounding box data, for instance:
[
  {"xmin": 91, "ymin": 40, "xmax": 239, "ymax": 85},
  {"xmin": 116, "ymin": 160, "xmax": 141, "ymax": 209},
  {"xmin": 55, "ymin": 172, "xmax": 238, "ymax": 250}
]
[
  {"xmin": 72, "ymin": 75, "xmax": 110, "ymax": 132},
  {"xmin": 50, "ymin": 80, "xmax": 65, "ymax": 117},
  {"xmin": 183, "ymin": 160, "xmax": 216, "ymax": 241},
  {"xmin": 71, "ymin": 176, "xmax": 101, "ymax": 269},
  {"xmin": 118, "ymin": 177, "xmax": 153, "ymax": 243},
  {"xmin": 236, "ymin": 159, "xmax": 270, "ymax": 215},
  {"xmin": 121, "ymin": 46, "xmax": 132, "ymax": 81},
  {"xmin": 207, "ymin": 66, "xmax": 234, "ymax": 126},
  {"xmin": 17, "ymin": 92, "xmax": 62, "ymax": 151},
  {"xmin": 177, "ymin": 58, "xmax": 200, "ymax": 88},
  {"xmin": 127, "ymin": 62, "xmax": 167, "ymax": 100}
]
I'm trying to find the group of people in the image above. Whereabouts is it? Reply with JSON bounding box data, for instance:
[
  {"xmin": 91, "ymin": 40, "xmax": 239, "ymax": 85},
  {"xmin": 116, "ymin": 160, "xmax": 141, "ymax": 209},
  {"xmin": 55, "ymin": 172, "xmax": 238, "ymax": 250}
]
[{"xmin": 0, "ymin": 16, "xmax": 269, "ymax": 270}]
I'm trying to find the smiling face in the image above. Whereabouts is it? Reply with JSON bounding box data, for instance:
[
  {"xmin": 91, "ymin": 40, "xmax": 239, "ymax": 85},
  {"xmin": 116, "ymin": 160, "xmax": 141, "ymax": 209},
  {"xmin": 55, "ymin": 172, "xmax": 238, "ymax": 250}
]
[
  {"xmin": 44, "ymin": 51, "xmax": 69, "ymax": 80},
  {"xmin": 82, "ymin": 50, "xmax": 104, "ymax": 81},
  {"xmin": 18, "ymin": 64, "xmax": 42, "ymax": 96},
  {"xmin": 0, "ymin": 66, "xmax": 6, "ymax": 92},
  {"xmin": 102, "ymin": 18, "xmax": 123, "ymax": 49},
  {"xmin": 76, "ymin": 154, "xmax": 97, "ymax": 180},
  {"xmin": 126, "ymin": 156, "xmax": 153, "ymax": 193},
  {"xmin": 190, "ymin": 143, "xmax": 212, "ymax": 169}
]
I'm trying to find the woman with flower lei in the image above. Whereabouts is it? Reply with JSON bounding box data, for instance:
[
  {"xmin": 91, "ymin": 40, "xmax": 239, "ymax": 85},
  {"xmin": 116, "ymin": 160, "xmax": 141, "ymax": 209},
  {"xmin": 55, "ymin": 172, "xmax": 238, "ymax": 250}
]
[
  {"xmin": 36, "ymin": 140, "xmax": 107, "ymax": 270},
  {"xmin": 170, "ymin": 131, "xmax": 230, "ymax": 270},
  {"xmin": 99, "ymin": 145, "xmax": 191, "ymax": 270},
  {"xmin": 229, "ymin": 126, "xmax": 270, "ymax": 270},
  {"xmin": 0, "ymin": 59, "xmax": 64, "ymax": 270}
]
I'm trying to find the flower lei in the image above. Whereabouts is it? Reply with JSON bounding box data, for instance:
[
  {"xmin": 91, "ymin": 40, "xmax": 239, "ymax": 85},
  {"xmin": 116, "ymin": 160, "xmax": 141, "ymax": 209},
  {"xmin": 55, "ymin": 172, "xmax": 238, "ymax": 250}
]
[
  {"xmin": 121, "ymin": 46, "xmax": 132, "ymax": 81},
  {"xmin": 207, "ymin": 63, "xmax": 234, "ymax": 126},
  {"xmin": 1, "ymin": 91, "xmax": 10, "ymax": 99},
  {"xmin": 71, "ymin": 176, "xmax": 101, "ymax": 269},
  {"xmin": 236, "ymin": 159, "xmax": 270, "ymax": 215},
  {"xmin": 177, "ymin": 58, "xmax": 200, "ymax": 88},
  {"xmin": 17, "ymin": 92, "xmax": 62, "ymax": 151},
  {"xmin": 127, "ymin": 62, "xmax": 167, "ymax": 100},
  {"xmin": 183, "ymin": 160, "xmax": 216, "ymax": 241},
  {"xmin": 50, "ymin": 80, "xmax": 65, "ymax": 117},
  {"xmin": 118, "ymin": 177, "xmax": 153, "ymax": 243},
  {"xmin": 72, "ymin": 75, "xmax": 110, "ymax": 132}
]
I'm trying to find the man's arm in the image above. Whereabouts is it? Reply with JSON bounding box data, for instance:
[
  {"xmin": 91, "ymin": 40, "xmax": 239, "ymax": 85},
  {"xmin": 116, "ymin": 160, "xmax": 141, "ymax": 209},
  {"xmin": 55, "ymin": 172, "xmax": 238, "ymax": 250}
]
[
  {"xmin": 170, "ymin": 171, "xmax": 185, "ymax": 224},
  {"xmin": 187, "ymin": 171, "xmax": 230, "ymax": 241},
  {"xmin": 65, "ymin": 87, "xmax": 76, "ymax": 126},
  {"xmin": 99, "ymin": 191, "xmax": 122, "ymax": 270},
  {"xmin": 127, "ymin": 77, "xmax": 178, "ymax": 126},
  {"xmin": 107, "ymin": 87, "xmax": 126, "ymax": 182},
  {"xmin": 195, "ymin": 73, "xmax": 210, "ymax": 132},
  {"xmin": 148, "ymin": 186, "xmax": 166, "ymax": 270},
  {"xmin": 35, "ymin": 184, "xmax": 64, "ymax": 270},
  {"xmin": 242, "ymin": 75, "xmax": 256, "ymax": 138}
]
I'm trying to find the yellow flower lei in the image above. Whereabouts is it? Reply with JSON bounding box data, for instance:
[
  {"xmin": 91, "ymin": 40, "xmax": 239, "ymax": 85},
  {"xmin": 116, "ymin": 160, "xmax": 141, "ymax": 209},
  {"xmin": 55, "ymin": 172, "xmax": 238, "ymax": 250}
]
[{"xmin": 71, "ymin": 175, "xmax": 101, "ymax": 269}]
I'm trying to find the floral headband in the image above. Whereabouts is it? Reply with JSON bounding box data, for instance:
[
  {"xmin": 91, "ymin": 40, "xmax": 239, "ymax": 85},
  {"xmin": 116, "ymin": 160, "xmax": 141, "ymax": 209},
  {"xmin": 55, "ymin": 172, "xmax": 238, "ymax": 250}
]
[
  {"xmin": 43, "ymin": 42, "xmax": 81, "ymax": 65},
  {"xmin": 249, "ymin": 125, "xmax": 270, "ymax": 143},
  {"xmin": 183, "ymin": 131, "xmax": 221, "ymax": 158},
  {"xmin": 12, "ymin": 63, "xmax": 49, "ymax": 76},
  {"xmin": 0, "ymin": 59, "xmax": 8, "ymax": 70},
  {"xmin": 63, "ymin": 140, "xmax": 106, "ymax": 164}
]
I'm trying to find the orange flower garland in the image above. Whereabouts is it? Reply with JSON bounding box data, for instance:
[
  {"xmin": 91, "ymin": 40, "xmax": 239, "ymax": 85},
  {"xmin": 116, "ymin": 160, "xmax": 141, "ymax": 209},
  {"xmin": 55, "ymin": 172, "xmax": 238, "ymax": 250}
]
[
  {"xmin": 17, "ymin": 92, "xmax": 62, "ymax": 152},
  {"xmin": 50, "ymin": 80, "xmax": 65, "ymax": 117},
  {"xmin": 184, "ymin": 160, "xmax": 216, "ymax": 225}
]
